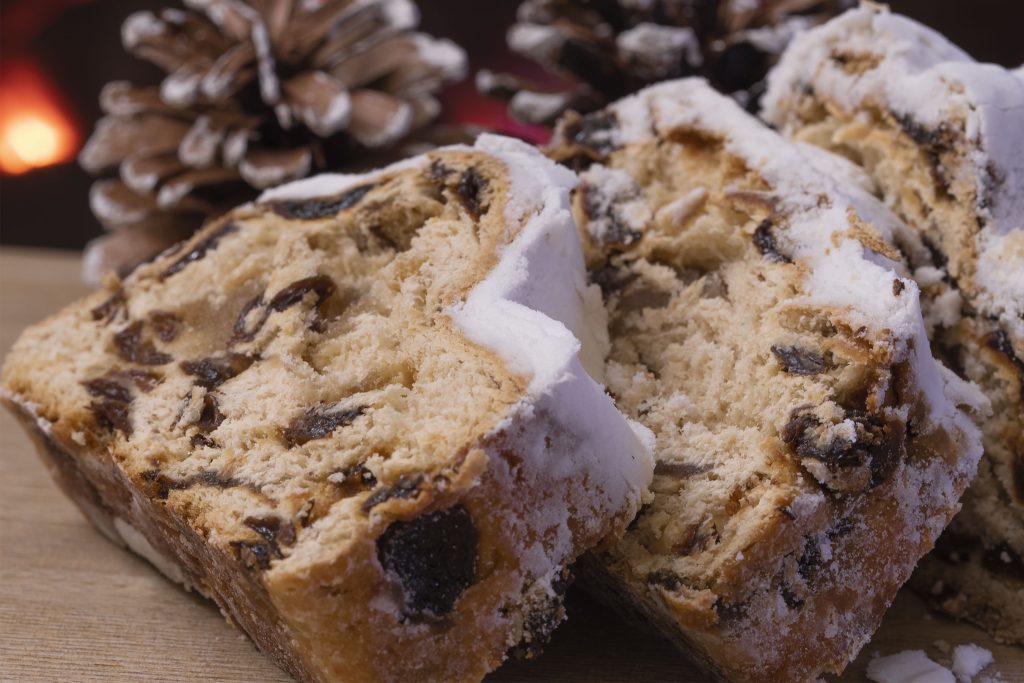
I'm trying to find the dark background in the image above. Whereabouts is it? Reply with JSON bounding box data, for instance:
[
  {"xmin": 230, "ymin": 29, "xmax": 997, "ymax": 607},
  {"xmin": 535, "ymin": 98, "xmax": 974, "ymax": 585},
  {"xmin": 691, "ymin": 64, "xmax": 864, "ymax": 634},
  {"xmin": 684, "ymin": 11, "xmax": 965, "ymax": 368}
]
[{"xmin": 1, "ymin": 0, "xmax": 1022, "ymax": 251}]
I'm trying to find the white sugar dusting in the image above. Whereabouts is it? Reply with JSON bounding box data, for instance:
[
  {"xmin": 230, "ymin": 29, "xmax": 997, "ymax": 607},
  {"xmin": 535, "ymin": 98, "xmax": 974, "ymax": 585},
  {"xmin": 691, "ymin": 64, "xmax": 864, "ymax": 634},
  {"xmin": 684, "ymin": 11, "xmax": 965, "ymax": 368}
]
[
  {"xmin": 951, "ymin": 644, "xmax": 994, "ymax": 683},
  {"xmin": 866, "ymin": 650, "xmax": 955, "ymax": 683},
  {"xmin": 762, "ymin": 5, "xmax": 1024, "ymax": 340}
]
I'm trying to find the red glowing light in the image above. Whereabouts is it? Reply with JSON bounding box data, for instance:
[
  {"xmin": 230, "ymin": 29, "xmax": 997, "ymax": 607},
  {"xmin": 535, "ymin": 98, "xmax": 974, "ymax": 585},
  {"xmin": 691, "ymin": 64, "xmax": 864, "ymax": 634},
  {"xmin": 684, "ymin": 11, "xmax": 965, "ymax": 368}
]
[{"xmin": 0, "ymin": 62, "xmax": 80, "ymax": 174}]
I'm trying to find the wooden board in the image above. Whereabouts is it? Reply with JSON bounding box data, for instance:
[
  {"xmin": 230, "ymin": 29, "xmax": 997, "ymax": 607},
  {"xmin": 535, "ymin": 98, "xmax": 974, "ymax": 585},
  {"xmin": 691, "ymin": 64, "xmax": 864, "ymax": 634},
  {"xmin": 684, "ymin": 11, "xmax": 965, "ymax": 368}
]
[{"xmin": 0, "ymin": 247, "xmax": 1020, "ymax": 682}]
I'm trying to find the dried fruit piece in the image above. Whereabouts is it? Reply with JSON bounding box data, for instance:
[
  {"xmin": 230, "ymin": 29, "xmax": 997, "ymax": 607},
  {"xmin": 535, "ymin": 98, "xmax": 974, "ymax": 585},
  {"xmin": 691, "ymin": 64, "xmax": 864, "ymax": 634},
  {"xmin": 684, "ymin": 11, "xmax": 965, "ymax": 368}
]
[
  {"xmin": 376, "ymin": 505, "xmax": 478, "ymax": 619},
  {"xmin": 269, "ymin": 276, "xmax": 337, "ymax": 312},
  {"xmin": 282, "ymin": 405, "xmax": 364, "ymax": 447},
  {"xmin": 231, "ymin": 294, "xmax": 270, "ymax": 344},
  {"xmin": 181, "ymin": 353, "xmax": 254, "ymax": 389},
  {"xmin": 362, "ymin": 474, "xmax": 425, "ymax": 512},
  {"xmin": 91, "ymin": 289, "xmax": 127, "ymax": 324},
  {"xmin": 771, "ymin": 345, "xmax": 827, "ymax": 375},
  {"xmin": 148, "ymin": 310, "xmax": 183, "ymax": 342},
  {"xmin": 114, "ymin": 321, "xmax": 173, "ymax": 366},
  {"xmin": 456, "ymin": 167, "xmax": 489, "ymax": 218},
  {"xmin": 753, "ymin": 220, "xmax": 791, "ymax": 263},
  {"xmin": 162, "ymin": 223, "xmax": 239, "ymax": 279},
  {"xmin": 272, "ymin": 184, "xmax": 375, "ymax": 220}
]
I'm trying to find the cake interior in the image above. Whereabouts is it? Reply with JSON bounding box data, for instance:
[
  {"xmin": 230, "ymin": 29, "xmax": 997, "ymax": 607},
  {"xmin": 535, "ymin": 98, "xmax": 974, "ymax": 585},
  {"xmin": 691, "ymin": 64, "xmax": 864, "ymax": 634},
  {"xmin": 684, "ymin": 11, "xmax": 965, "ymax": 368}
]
[
  {"xmin": 2, "ymin": 153, "xmax": 527, "ymax": 566},
  {"xmin": 578, "ymin": 130, "xmax": 910, "ymax": 611}
]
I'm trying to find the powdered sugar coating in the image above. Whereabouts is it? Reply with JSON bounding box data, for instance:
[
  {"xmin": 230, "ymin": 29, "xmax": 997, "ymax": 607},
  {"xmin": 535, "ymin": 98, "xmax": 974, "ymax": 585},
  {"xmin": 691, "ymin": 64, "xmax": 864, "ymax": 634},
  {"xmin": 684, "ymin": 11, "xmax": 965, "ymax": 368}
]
[
  {"xmin": 866, "ymin": 650, "xmax": 955, "ymax": 683},
  {"xmin": 762, "ymin": 5, "xmax": 1024, "ymax": 341},
  {"xmin": 606, "ymin": 78, "xmax": 986, "ymax": 436},
  {"xmin": 951, "ymin": 644, "xmax": 994, "ymax": 683},
  {"xmin": 263, "ymin": 134, "xmax": 655, "ymax": 547}
]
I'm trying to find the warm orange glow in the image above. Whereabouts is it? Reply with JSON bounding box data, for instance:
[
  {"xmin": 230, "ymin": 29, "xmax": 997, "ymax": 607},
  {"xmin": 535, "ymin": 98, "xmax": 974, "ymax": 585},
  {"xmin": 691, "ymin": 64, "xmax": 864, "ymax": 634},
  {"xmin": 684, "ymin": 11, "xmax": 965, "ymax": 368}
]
[{"xmin": 0, "ymin": 62, "xmax": 80, "ymax": 175}]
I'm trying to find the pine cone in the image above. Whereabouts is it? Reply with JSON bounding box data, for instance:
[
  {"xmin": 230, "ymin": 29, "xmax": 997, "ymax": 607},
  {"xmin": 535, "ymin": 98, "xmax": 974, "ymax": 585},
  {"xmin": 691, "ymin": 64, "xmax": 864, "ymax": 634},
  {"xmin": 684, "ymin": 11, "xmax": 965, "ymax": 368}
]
[
  {"xmin": 80, "ymin": 0, "xmax": 467, "ymax": 284},
  {"xmin": 478, "ymin": 0, "xmax": 852, "ymax": 125}
]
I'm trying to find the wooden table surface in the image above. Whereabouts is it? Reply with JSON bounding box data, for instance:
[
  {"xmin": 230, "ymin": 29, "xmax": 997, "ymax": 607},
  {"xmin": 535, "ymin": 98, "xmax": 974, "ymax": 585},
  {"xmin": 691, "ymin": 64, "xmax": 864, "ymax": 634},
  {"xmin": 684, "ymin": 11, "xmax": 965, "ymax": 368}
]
[{"xmin": 1, "ymin": 247, "xmax": 1021, "ymax": 683}]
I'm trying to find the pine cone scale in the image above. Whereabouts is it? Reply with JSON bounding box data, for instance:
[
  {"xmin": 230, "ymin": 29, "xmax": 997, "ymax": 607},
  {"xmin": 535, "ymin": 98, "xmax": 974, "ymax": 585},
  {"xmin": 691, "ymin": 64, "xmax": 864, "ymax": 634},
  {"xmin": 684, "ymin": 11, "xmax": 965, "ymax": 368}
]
[
  {"xmin": 282, "ymin": 71, "xmax": 352, "ymax": 137},
  {"xmin": 239, "ymin": 146, "xmax": 313, "ymax": 189}
]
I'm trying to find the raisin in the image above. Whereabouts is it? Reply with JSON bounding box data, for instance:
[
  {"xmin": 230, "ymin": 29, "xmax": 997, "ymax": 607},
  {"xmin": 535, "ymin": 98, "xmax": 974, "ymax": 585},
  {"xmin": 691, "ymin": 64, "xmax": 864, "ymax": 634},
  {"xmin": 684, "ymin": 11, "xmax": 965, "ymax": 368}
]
[
  {"xmin": 243, "ymin": 515, "xmax": 296, "ymax": 562},
  {"xmin": 272, "ymin": 184, "xmax": 375, "ymax": 220},
  {"xmin": 580, "ymin": 183, "xmax": 644, "ymax": 247},
  {"xmin": 362, "ymin": 474, "xmax": 425, "ymax": 512},
  {"xmin": 456, "ymin": 167, "xmax": 489, "ymax": 218},
  {"xmin": 162, "ymin": 223, "xmax": 238, "ymax": 279},
  {"xmin": 771, "ymin": 344, "xmax": 827, "ymax": 375},
  {"xmin": 144, "ymin": 468, "xmax": 244, "ymax": 499},
  {"xmin": 110, "ymin": 369, "xmax": 159, "ymax": 392},
  {"xmin": 892, "ymin": 279, "xmax": 906, "ymax": 296},
  {"xmin": 797, "ymin": 536, "xmax": 823, "ymax": 582},
  {"xmin": 91, "ymin": 400, "xmax": 132, "ymax": 435},
  {"xmin": 429, "ymin": 159, "xmax": 454, "ymax": 182},
  {"xmin": 330, "ymin": 464, "xmax": 377, "ymax": 497},
  {"xmin": 896, "ymin": 114, "xmax": 953, "ymax": 153},
  {"xmin": 780, "ymin": 583, "xmax": 805, "ymax": 610},
  {"xmin": 91, "ymin": 289, "xmax": 126, "ymax": 324},
  {"xmin": 282, "ymin": 405, "xmax": 364, "ymax": 447},
  {"xmin": 196, "ymin": 394, "xmax": 225, "ymax": 432},
  {"xmin": 83, "ymin": 378, "xmax": 132, "ymax": 404},
  {"xmin": 269, "ymin": 275, "xmax": 336, "ymax": 312},
  {"xmin": 83, "ymin": 372, "xmax": 140, "ymax": 436},
  {"xmin": 231, "ymin": 294, "xmax": 269, "ymax": 344},
  {"xmin": 181, "ymin": 353, "xmax": 254, "ymax": 389},
  {"xmin": 781, "ymin": 410, "xmax": 904, "ymax": 488},
  {"xmin": 114, "ymin": 321, "xmax": 173, "ymax": 366},
  {"xmin": 148, "ymin": 310, "xmax": 182, "ymax": 342},
  {"xmin": 753, "ymin": 220, "xmax": 792, "ymax": 264},
  {"xmin": 376, "ymin": 505, "xmax": 478, "ymax": 619}
]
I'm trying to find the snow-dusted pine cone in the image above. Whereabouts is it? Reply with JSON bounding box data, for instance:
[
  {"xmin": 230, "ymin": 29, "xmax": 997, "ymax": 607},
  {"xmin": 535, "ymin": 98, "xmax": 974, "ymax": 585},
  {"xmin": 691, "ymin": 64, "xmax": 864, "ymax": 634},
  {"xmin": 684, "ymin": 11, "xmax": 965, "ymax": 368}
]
[
  {"xmin": 478, "ymin": 0, "xmax": 852, "ymax": 125},
  {"xmin": 80, "ymin": 0, "xmax": 467, "ymax": 283}
]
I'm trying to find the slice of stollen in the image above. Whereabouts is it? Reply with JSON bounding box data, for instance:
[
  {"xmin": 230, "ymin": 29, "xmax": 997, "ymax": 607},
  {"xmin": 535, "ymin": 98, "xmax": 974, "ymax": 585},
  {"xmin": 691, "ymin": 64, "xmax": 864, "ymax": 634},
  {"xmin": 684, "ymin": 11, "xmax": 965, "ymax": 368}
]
[
  {"xmin": 549, "ymin": 78, "xmax": 986, "ymax": 682},
  {"xmin": 0, "ymin": 134, "xmax": 654, "ymax": 683},
  {"xmin": 763, "ymin": 5, "xmax": 1024, "ymax": 644}
]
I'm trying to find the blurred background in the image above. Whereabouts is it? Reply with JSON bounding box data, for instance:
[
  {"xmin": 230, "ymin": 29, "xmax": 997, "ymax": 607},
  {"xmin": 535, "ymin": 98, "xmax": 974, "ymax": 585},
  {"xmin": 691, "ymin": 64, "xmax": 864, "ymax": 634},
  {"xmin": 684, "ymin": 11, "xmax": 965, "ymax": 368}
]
[{"xmin": 1, "ymin": 0, "xmax": 1022, "ymax": 251}]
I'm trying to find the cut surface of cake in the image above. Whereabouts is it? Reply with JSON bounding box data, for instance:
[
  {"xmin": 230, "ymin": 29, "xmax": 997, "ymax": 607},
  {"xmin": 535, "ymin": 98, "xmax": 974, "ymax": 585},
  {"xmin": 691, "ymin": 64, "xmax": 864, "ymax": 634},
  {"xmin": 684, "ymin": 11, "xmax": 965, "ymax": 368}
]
[
  {"xmin": 763, "ymin": 5, "xmax": 1024, "ymax": 644},
  {"xmin": 0, "ymin": 135, "xmax": 654, "ymax": 683},
  {"xmin": 548, "ymin": 78, "xmax": 986, "ymax": 682}
]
